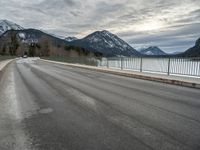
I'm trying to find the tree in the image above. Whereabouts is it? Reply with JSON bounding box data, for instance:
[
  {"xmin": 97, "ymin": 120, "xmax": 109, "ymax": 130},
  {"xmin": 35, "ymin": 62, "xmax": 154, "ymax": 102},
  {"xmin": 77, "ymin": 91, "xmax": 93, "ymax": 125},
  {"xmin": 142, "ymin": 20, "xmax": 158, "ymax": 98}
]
[
  {"xmin": 40, "ymin": 36, "xmax": 51, "ymax": 56},
  {"xmin": 9, "ymin": 32, "xmax": 19, "ymax": 55},
  {"xmin": 28, "ymin": 43, "xmax": 36, "ymax": 57},
  {"xmin": 1, "ymin": 45, "xmax": 6, "ymax": 55}
]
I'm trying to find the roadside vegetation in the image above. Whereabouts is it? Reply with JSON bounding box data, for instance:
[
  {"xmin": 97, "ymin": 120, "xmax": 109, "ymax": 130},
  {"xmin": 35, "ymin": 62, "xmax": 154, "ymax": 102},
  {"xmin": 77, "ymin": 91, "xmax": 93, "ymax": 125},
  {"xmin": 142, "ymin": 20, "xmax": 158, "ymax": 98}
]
[
  {"xmin": 0, "ymin": 55, "xmax": 16, "ymax": 62},
  {"xmin": 0, "ymin": 30, "xmax": 103, "ymax": 66}
]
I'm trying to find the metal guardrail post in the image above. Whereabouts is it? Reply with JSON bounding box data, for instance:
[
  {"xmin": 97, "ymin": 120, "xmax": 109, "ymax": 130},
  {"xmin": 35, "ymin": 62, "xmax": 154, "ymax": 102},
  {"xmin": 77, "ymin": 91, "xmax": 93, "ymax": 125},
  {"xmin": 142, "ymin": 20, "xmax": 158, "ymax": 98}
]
[
  {"xmin": 107, "ymin": 58, "xmax": 109, "ymax": 68},
  {"xmin": 140, "ymin": 57, "xmax": 143, "ymax": 72},
  {"xmin": 167, "ymin": 58, "xmax": 171, "ymax": 75},
  {"xmin": 121, "ymin": 57, "xmax": 123, "ymax": 70}
]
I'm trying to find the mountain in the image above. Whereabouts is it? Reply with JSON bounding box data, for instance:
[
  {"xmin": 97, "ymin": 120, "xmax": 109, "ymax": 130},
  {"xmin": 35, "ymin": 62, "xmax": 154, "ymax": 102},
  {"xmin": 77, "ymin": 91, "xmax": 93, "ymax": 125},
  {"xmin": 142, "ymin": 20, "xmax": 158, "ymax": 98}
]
[
  {"xmin": 0, "ymin": 29, "xmax": 67, "ymax": 56},
  {"xmin": 0, "ymin": 20, "xmax": 141, "ymax": 57},
  {"xmin": 69, "ymin": 30, "xmax": 141, "ymax": 57},
  {"xmin": 139, "ymin": 46, "xmax": 167, "ymax": 55},
  {"xmin": 171, "ymin": 51, "xmax": 183, "ymax": 55},
  {"xmin": 65, "ymin": 37, "xmax": 78, "ymax": 42},
  {"xmin": 16, "ymin": 28, "xmax": 66, "ymax": 44},
  {"xmin": 0, "ymin": 20, "xmax": 23, "ymax": 35},
  {"xmin": 182, "ymin": 37, "xmax": 200, "ymax": 57},
  {"xmin": 41, "ymin": 30, "xmax": 66, "ymax": 40},
  {"xmin": 0, "ymin": 29, "xmax": 102, "ymax": 57}
]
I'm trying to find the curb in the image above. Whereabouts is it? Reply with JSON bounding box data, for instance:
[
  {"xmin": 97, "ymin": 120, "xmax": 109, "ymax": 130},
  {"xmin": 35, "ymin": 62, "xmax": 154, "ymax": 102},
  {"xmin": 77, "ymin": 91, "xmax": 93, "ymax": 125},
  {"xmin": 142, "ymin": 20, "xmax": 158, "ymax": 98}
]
[
  {"xmin": 0, "ymin": 59, "xmax": 14, "ymax": 80},
  {"xmin": 41, "ymin": 59, "xmax": 200, "ymax": 89}
]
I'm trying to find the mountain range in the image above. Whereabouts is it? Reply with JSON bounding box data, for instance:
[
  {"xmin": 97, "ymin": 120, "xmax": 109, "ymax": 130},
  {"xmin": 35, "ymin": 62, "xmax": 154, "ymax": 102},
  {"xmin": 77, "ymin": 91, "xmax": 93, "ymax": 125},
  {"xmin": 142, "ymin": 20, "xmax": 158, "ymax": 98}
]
[
  {"xmin": 139, "ymin": 46, "xmax": 167, "ymax": 56},
  {"xmin": 0, "ymin": 19, "xmax": 199, "ymax": 57},
  {"xmin": 0, "ymin": 20, "xmax": 140, "ymax": 57}
]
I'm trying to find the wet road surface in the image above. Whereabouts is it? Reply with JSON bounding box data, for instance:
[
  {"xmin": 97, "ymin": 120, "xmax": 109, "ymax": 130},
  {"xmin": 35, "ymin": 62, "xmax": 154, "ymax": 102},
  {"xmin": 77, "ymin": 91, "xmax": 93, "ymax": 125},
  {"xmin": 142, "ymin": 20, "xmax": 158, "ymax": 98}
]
[{"xmin": 0, "ymin": 58, "xmax": 200, "ymax": 150}]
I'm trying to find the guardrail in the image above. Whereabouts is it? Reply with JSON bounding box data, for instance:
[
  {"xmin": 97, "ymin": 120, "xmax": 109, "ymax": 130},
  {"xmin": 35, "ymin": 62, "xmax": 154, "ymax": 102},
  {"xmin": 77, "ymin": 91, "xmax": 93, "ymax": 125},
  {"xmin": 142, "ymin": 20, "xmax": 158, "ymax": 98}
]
[{"xmin": 99, "ymin": 57, "xmax": 200, "ymax": 77}]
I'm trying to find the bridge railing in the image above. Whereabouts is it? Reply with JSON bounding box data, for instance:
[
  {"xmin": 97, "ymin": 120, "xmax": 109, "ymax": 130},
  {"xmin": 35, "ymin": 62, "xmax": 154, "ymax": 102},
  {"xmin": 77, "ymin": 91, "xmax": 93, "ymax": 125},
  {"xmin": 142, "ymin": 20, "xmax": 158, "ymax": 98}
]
[{"xmin": 99, "ymin": 57, "xmax": 200, "ymax": 77}]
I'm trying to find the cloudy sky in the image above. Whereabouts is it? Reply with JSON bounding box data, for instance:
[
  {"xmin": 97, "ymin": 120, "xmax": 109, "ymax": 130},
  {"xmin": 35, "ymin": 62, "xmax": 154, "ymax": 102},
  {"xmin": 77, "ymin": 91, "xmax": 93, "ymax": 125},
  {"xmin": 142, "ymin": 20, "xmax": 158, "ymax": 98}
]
[{"xmin": 0, "ymin": 0, "xmax": 200, "ymax": 53}]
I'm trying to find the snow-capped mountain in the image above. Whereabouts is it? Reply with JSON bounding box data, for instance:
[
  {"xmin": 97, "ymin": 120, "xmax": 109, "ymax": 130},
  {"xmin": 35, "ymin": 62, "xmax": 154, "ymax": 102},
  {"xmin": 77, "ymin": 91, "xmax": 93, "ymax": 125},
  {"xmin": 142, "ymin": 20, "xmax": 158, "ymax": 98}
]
[
  {"xmin": 16, "ymin": 29, "xmax": 69, "ymax": 45},
  {"xmin": 0, "ymin": 20, "xmax": 24, "ymax": 35},
  {"xmin": 69, "ymin": 30, "xmax": 140, "ymax": 57},
  {"xmin": 0, "ymin": 20, "xmax": 141, "ymax": 57},
  {"xmin": 65, "ymin": 37, "xmax": 78, "ymax": 42},
  {"xmin": 139, "ymin": 46, "xmax": 167, "ymax": 55}
]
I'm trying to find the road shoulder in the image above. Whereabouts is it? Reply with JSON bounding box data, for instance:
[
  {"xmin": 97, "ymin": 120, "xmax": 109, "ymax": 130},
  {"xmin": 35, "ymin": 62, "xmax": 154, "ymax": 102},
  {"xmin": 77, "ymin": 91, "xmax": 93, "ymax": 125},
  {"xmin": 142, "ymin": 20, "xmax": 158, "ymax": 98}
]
[{"xmin": 0, "ymin": 59, "xmax": 14, "ymax": 80}]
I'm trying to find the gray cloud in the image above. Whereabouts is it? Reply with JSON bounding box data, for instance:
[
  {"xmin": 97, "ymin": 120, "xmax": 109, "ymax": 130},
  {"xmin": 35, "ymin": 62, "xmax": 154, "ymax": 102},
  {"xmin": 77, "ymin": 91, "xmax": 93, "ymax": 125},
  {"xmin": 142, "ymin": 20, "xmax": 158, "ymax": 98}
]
[
  {"xmin": 0, "ymin": 0, "xmax": 200, "ymax": 53},
  {"xmin": 63, "ymin": 0, "xmax": 77, "ymax": 6}
]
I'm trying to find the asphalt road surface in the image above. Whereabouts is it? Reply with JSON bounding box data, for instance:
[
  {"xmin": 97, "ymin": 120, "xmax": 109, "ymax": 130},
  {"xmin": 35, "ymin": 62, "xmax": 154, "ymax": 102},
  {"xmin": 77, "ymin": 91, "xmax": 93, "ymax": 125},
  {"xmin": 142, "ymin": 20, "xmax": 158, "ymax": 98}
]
[{"xmin": 0, "ymin": 58, "xmax": 200, "ymax": 150}]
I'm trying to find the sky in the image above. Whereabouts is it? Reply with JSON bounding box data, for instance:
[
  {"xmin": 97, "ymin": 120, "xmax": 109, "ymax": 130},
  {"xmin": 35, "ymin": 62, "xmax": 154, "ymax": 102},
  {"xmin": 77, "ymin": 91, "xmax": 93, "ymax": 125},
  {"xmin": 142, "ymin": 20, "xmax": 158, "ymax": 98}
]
[{"xmin": 0, "ymin": 0, "xmax": 200, "ymax": 53}]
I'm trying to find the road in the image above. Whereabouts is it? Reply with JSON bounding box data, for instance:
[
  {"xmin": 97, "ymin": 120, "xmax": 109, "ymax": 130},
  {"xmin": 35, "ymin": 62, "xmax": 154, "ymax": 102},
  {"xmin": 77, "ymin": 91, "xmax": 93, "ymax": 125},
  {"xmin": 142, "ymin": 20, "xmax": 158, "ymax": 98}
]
[{"xmin": 0, "ymin": 58, "xmax": 200, "ymax": 150}]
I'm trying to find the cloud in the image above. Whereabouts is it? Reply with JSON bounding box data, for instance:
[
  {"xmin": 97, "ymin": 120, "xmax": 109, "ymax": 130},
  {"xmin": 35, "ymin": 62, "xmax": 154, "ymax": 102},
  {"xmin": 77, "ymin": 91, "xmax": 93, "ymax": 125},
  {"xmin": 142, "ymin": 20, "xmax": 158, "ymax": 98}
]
[
  {"xmin": 63, "ymin": 0, "xmax": 77, "ymax": 6},
  {"xmin": 0, "ymin": 0, "xmax": 200, "ymax": 53}
]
